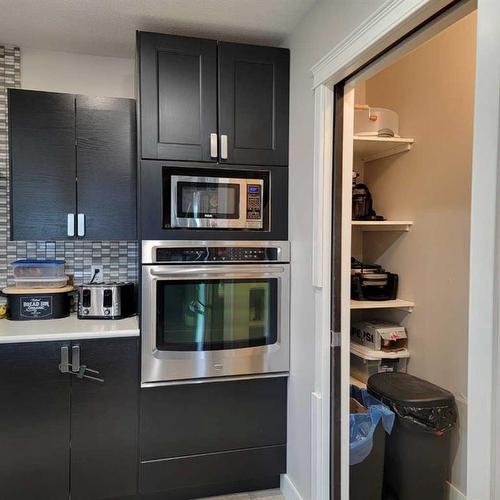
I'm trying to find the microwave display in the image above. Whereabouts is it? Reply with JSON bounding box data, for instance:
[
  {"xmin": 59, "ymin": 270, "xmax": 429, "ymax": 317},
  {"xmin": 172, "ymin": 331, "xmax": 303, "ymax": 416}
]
[{"xmin": 165, "ymin": 169, "xmax": 268, "ymax": 230}]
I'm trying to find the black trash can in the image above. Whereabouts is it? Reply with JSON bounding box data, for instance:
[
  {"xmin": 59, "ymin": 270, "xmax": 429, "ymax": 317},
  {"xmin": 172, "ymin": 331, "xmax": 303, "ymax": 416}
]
[{"xmin": 367, "ymin": 373, "xmax": 457, "ymax": 500}]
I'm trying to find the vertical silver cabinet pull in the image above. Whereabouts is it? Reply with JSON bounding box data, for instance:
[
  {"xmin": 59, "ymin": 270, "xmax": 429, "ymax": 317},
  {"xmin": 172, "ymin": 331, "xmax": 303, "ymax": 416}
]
[
  {"xmin": 67, "ymin": 214, "xmax": 75, "ymax": 237},
  {"xmin": 77, "ymin": 213, "xmax": 85, "ymax": 237},
  {"xmin": 220, "ymin": 134, "xmax": 228, "ymax": 160},
  {"xmin": 210, "ymin": 133, "xmax": 218, "ymax": 158},
  {"xmin": 59, "ymin": 346, "xmax": 69, "ymax": 373},
  {"xmin": 72, "ymin": 345, "xmax": 80, "ymax": 372}
]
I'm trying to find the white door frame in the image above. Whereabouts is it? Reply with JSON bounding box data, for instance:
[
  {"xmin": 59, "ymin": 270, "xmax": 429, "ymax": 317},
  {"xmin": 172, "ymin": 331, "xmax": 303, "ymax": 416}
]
[{"xmin": 310, "ymin": 0, "xmax": 500, "ymax": 499}]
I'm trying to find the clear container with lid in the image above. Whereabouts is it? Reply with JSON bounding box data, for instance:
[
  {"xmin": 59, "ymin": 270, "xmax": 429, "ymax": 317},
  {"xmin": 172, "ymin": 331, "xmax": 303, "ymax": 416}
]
[
  {"xmin": 10, "ymin": 259, "xmax": 66, "ymax": 278},
  {"xmin": 13, "ymin": 275, "xmax": 70, "ymax": 289}
]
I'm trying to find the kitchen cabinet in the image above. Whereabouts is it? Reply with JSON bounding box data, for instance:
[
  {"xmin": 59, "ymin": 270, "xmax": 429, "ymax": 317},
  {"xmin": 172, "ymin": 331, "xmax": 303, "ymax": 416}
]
[
  {"xmin": 218, "ymin": 42, "xmax": 289, "ymax": 166},
  {"xmin": 8, "ymin": 89, "xmax": 136, "ymax": 241},
  {"xmin": 137, "ymin": 32, "xmax": 289, "ymax": 166},
  {"xmin": 138, "ymin": 32, "xmax": 217, "ymax": 162},
  {"xmin": 139, "ymin": 377, "xmax": 287, "ymax": 498},
  {"xmin": 0, "ymin": 341, "xmax": 71, "ymax": 500},
  {"xmin": 0, "ymin": 337, "xmax": 139, "ymax": 500}
]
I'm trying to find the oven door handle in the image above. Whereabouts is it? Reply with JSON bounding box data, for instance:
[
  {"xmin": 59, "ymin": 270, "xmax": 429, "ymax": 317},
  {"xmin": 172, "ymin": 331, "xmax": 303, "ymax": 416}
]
[{"xmin": 149, "ymin": 265, "xmax": 286, "ymax": 277}]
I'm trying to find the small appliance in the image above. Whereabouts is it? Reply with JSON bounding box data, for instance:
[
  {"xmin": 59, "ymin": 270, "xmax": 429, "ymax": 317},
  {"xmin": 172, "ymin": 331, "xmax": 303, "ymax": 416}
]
[
  {"xmin": 163, "ymin": 167, "xmax": 269, "ymax": 230},
  {"xmin": 354, "ymin": 105, "xmax": 400, "ymax": 137},
  {"xmin": 351, "ymin": 258, "xmax": 398, "ymax": 301},
  {"xmin": 78, "ymin": 282, "xmax": 136, "ymax": 319},
  {"xmin": 352, "ymin": 172, "xmax": 384, "ymax": 221}
]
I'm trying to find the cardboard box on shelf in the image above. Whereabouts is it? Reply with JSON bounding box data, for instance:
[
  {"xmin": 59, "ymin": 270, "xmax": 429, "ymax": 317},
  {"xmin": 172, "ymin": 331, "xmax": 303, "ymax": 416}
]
[{"xmin": 351, "ymin": 319, "xmax": 407, "ymax": 352}]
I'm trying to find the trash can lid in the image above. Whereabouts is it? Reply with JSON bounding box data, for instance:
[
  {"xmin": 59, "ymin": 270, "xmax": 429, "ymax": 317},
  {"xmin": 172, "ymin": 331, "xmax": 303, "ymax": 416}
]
[{"xmin": 367, "ymin": 372, "xmax": 455, "ymax": 408}]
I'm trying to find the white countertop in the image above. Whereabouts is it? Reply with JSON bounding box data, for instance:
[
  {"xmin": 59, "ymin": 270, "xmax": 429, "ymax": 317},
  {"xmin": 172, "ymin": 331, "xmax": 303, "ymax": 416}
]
[{"xmin": 0, "ymin": 314, "xmax": 139, "ymax": 343}]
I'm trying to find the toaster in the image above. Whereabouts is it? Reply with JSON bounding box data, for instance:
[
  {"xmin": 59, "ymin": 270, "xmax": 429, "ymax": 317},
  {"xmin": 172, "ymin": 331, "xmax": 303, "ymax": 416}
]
[{"xmin": 78, "ymin": 282, "xmax": 136, "ymax": 319}]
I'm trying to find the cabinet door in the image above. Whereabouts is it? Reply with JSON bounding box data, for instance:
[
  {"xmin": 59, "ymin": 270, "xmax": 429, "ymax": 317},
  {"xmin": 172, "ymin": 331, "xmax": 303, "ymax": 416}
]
[
  {"xmin": 76, "ymin": 96, "xmax": 137, "ymax": 240},
  {"xmin": 0, "ymin": 341, "xmax": 71, "ymax": 500},
  {"xmin": 218, "ymin": 43, "xmax": 290, "ymax": 166},
  {"xmin": 138, "ymin": 32, "xmax": 217, "ymax": 161},
  {"xmin": 8, "ymin": 89, "xmax": 76, "ymax": 240},
  {"xmin": 70, "ymin": 338, "xmax": 139, "ymax": 500}
]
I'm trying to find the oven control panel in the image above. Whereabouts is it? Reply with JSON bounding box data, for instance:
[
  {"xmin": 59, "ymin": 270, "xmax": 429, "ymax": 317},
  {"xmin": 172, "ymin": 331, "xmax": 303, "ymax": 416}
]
[
  {"xmin": 156, "ymin": 247, "xmax": 279, "ymax": 262},
  {"xmin": 246, "ymin": 184, "xmax": 262, "ymax": 221}
]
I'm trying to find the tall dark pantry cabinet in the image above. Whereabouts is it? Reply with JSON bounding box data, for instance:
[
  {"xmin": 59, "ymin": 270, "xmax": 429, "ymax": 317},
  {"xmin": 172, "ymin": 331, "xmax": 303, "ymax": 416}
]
[{"xmin": 136, "ymin": 31, "xmax": 290, "ymax": 499}]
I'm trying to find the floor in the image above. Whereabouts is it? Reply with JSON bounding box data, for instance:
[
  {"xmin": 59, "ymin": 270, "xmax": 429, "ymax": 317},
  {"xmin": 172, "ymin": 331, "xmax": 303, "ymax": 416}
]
[{"xmin": 202, "ymin": 489, "xmax": 284, "ymax": 500}]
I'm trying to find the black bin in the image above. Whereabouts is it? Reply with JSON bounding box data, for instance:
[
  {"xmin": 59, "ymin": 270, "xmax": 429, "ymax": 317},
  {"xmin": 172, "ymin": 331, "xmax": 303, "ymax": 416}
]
[{"xmin": 367, "ymin": 373, "xmax": 457, "ymax": 500}]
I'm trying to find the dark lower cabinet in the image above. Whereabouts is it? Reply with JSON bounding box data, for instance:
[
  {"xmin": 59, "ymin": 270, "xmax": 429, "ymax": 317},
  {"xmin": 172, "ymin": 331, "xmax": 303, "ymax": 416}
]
[
  {"xmin": 0, "ymin": 341, "xmax": 71, "ymax": 500},
  {"xmin": 0, "ymin": 338, "xmax": 139, "ymax": 500},
  {"xmin": 140, "ymin": 377, "xmax": 287, "ymax": 499},
  {"xmin": 70, "ymin": 338, "xmax": 139, "ymax": 500}
]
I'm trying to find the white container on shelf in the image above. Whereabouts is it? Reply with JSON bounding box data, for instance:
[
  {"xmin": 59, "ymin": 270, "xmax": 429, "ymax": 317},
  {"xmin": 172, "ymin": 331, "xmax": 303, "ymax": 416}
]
[
  {"xmin": 354, "ymin": 105, "xmax": 400, "ymax": 137},
  {"xmin": 350, "ymin": 343, "xmax": 409, "ymax": 383}
]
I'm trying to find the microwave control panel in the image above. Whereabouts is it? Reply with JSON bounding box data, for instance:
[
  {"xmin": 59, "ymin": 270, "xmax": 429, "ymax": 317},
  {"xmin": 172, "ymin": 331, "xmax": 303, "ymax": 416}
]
[
  {"xmin": 246, "ymin": 184, "xmax": 262, "ymax": 221},
  {"xmin": 156, "ymin": 247, "xmax": 279, "ymax": 262}
]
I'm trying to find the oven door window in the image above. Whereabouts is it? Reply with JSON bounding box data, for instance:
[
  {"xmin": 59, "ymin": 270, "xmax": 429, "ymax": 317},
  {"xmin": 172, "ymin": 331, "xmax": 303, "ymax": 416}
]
[
  {"xmin": 156, "ymin": 279, "xmax": 278, "ymax": 351},
  {"xmin": 177, "ymin": 182, "xmax": 240, "ymax": 219}
]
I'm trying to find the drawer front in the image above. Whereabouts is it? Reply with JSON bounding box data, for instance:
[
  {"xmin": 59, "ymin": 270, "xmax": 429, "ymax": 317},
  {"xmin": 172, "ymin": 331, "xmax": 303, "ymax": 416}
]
[
  {"xmin": 140, "ymin": 377, "xmax": 287, "ymax": 460},
  {"xmin": 140, "ymin": 445, "xmax": 286, "ymax": 495}
]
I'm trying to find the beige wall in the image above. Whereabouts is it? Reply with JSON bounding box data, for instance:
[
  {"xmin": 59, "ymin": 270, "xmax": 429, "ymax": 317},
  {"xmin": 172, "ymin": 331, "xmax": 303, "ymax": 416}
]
[
  {"xmin": 361, "ymin": 12, "xmax": 477, "ymax": 494},
  {"xmin": 21, "ymin": 47, "xmax": 134, "ymax": 98}
]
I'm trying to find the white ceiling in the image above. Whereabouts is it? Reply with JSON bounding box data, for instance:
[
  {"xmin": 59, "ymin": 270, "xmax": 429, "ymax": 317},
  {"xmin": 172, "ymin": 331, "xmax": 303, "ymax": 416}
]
[{"xmin": 0, "ymin": 0, "xmax": 317, "ymax": 58}]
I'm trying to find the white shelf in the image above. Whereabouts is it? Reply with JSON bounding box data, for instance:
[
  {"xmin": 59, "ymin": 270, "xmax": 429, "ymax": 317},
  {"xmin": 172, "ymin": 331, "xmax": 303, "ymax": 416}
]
[
  {"xmin": 350, "ymin": 376, "xmax": 367, "ymax": 389},
  {"xmin": 351, "ymin": 342, "xmax": 410, "ymax": 360},
  {"xmin": 351, "ymin": 299, "xmax": 415, "ymax": 312},
  {"xmin": 353, "ymin": 135, "xmax": 415, "ymax": 163},
  {"xmin": 352, "ymin": 220, "xmax": 413, "ymax": 232}
]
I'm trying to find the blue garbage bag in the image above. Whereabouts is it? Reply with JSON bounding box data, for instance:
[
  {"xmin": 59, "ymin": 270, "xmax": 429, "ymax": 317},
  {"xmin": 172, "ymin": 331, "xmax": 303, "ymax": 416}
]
[{"xmin": 350, "ymin": 385, "xmax": 395, "ymax": 466}]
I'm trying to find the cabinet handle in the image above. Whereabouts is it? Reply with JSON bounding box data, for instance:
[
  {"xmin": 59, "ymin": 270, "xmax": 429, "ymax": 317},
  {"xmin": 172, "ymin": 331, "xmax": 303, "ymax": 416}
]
[
  {"xmin": 77, "ymin": 213, "xmax": 85, "ymax": 237},
  {"xmin": 220, "ymin": 134, "xmax": 228, "ymax": 160},
  {"xmin": 67, "ymin": 214, "xmax": 75, "ymax": 237},
  {"xmin": 210, "ymin": 133, "xmax": 218, "ymax": 158},
  {"xmin": 59, "ymin": 346, "xmax": 69, "ymax": 373},
  {"xmin": 71, "ymin": 345, "xmax": 80, "ymax": 373}
]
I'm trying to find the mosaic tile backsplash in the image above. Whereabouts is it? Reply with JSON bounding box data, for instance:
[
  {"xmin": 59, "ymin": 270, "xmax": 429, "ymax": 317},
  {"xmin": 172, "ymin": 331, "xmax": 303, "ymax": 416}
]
[{"xmin": 0, "ymin": 46, "xmax": 138, "ymax": 294}]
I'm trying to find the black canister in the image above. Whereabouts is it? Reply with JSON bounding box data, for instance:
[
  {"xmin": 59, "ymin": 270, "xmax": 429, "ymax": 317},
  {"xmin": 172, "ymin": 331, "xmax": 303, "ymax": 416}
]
[{"xmin": 2, "ymin": 286, "xmax": 73, "ymax": 320}]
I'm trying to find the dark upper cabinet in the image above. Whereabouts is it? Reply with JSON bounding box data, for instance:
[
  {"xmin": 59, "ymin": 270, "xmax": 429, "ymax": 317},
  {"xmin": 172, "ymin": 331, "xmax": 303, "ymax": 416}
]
[
  {"xmin": 0, "ymin": 338, "xmax": 139, "ymax": 500},
  {"xmin": 138, "ymin": 32, "xmax": 218, "ymax": 162},
  {"xmin": 8, "ymin": 89, "xmax": 137, "ymax": 241},
  {"xmin": 76, "ymin": 96, "xmax": 137, "ymax": 240},
  {"xmin": 218, "ymin": 42, "xmax": 290, "ymax": 166},
  {"xmin": 137, "ymin": 32, "xmax": 290, "ymax": 166},
  {"xmin": 0, "ymin": 341, "xmax": 71, "ymax": 500},
  {"xmin": 9, "ymin": 90, "xmax": 76, "ymax": 240}
]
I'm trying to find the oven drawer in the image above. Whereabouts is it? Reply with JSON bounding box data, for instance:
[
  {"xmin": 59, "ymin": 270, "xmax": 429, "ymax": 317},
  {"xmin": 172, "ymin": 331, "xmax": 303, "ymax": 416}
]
[
  {"xmin": 139, "ymin": 444, "xmax": 286, "ymax": 495},
  {"xmin": 140, "ymin": 377, "xmax": 287, "ymax": 460}
]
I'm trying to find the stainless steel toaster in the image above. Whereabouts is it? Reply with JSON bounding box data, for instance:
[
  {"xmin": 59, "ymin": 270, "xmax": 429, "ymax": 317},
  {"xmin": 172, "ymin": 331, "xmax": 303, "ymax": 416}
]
[{"xmin": 77, "ymin": 282, "xmax": 136, "ymax": 319}]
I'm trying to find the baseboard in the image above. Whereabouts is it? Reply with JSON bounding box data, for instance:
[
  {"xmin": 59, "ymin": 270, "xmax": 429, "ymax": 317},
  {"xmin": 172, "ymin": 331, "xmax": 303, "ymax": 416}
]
[
  {"xmin": 281, "ymin": 474, "xmax": 304, "ymax": 500},
  {"xmin": 448, "ymin": 482, "xmax": 466, "ymax": 500}
]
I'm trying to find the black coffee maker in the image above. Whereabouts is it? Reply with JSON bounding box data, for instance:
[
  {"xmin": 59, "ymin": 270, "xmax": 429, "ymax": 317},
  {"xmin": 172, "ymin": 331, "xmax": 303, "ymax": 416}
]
[{"xmin": 352, "ymin": 172, "xmax": 384, "ymax": 221}]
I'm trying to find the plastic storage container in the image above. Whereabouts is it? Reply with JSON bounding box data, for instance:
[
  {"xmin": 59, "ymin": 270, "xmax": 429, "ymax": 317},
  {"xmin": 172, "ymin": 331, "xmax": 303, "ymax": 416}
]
[
  {"xmin": 367, "ymin": 372, "xmax": 458, "ymax": 500},
  {"xmin": 11, "ymin": 260, "xmax": 66, "ymax": 278},
  {"xmin": 350, "ymin": 385, "xmax": 395, "ymax": 500},
  {"xmin": 351, "ymin": 343, "xmax": 409, "ymax": 383},
  {"xmin": 13, "ymin": 276, "xmax": 69, "ymax": 289},
  {"xmin": 11, "ymin": 260, "xmax": 68, "ymax": 288}
]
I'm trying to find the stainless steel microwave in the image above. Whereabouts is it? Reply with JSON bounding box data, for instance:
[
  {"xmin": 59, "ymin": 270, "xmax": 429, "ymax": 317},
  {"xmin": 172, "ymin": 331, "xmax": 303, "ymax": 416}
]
[{"xmin": 164, "ymin": 169, "xmax": 269, "ymax": 230}]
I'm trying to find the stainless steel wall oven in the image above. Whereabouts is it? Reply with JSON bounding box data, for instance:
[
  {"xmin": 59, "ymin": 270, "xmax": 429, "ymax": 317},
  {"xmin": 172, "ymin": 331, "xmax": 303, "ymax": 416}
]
[{"xmin": 141, "ymin": 241, "xmax": 290, "ymax": 385}]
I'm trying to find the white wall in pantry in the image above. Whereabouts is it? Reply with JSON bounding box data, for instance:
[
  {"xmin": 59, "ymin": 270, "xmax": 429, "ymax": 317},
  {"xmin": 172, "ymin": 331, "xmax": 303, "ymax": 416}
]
[
  {"xmin": 20, "ymin": 47, "xmax": 134, "ymax": 98},
  {"xmin": 282, "ymin": 0, "xmax": 386, "ymax": 498}
]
